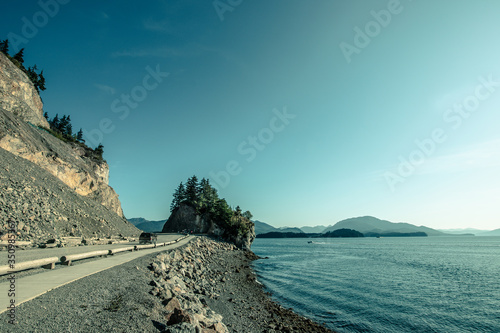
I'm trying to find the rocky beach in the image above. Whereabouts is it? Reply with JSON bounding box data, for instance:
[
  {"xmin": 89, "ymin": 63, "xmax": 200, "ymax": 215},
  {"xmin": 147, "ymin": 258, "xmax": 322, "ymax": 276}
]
[{"xmin": 2, "ymin": 237, "xmax": 334, "ymax": 332}]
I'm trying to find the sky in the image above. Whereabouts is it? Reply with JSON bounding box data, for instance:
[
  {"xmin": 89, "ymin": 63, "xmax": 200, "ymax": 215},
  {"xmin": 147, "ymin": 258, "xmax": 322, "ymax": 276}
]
[{"xmin": 2, "ymin": 0, "xmax": 500, "ymax": 230}]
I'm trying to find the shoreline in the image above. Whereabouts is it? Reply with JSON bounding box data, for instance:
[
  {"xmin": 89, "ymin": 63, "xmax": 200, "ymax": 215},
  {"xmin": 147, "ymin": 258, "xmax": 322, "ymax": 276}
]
[{"xmin": 0, "ymin": 236, "xmax": 334, "ymax": 332}]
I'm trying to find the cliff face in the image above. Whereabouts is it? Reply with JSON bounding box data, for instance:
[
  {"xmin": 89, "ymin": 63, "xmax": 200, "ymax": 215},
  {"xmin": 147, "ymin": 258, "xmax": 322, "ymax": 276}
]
[
  {"xmin": 0, "ymin": 52, "xmax": 124, "ymax": 217},
  {"xmin": 0, "ymin": 148, "xmax": 139, "ymax": 243},
  {"xmin": 162, "ymin": 203, "xmax": 256, "ymax": 250},
  {"xmin": 0, "ymin": 52, "xmax": 49, "ymax": 128},
  {"xmin": 0, "ymin": 51, "xmax": 138, "ymax": 243}
]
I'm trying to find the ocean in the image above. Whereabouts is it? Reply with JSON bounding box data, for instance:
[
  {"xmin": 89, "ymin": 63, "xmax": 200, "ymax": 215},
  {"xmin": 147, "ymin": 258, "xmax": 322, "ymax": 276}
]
[{"xmin": 251, "ymin": 236, "xmax": 500, "ymax": 332}]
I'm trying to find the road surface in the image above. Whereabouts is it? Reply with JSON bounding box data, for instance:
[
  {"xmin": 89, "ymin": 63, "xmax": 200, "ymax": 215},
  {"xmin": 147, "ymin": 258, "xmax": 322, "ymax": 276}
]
[{"xmin": 0, "ymin": 235, "xmax": 194, "ymax": 314}]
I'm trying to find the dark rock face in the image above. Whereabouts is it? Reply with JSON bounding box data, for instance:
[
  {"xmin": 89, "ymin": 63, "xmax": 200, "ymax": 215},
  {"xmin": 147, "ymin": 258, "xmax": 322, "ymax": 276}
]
[
  {"xmin": 161, "ymin": 204, "xmax": 228, "ymax": 236},
  {"xmin": 162, "ymin": 204, "xmax": 256, "ymax": 249}
]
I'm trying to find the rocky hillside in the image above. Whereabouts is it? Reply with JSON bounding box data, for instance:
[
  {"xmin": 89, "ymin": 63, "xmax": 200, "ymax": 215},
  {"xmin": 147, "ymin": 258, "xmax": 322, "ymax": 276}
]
[
  {"xmin": 0, "ymin": 51, "xmax": 140, "ymax": 243},
  {"xmin": 0, "ymin": 51, "xmax": 124, "ymax": 217},
  {"xmin": 0, "ymin": 148, "xmax": 139, "ymax": 243},
  {"xmin": 163, "ymin": 203, "xmax": 255, "ymax": 250}
]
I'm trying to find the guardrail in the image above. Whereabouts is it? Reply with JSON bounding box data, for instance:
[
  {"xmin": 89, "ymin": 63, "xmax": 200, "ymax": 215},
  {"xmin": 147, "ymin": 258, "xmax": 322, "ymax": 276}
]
[
  {"xmin": 60, "ymin": 250, "xmax": 110, "ymax": 266},
  {"xmin": 0, "ymin": 235, "xmax": 190, "ymax": 276},
  {"xmin": 108, "ymin": 246, "xmax": 135, "ymax": 255},
  {"xmin": 0, "ymin": 257, "xmax": 59, "ymax": 275}
]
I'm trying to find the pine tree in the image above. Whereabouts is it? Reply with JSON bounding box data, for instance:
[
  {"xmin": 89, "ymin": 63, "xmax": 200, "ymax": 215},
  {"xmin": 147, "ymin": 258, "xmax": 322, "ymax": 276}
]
[
  {"xmin": 94, "ymin": 144, "xmax": 104, "ymax": 158},
  {"xmin": 76, "ymin": 128, "xmax": 84, "ymax": 142},
  {"xmin": 43, "ymin": 112, "xmax": 48, "ymax": 120},
  {"xmin": 185, "ymin": 175, "xmax": 199, "ymax": 206},
  {"xmin": 58, "ymin": 115, "xmax": 68, "ymax": 133},
  {"xmin": 65, "ymin": 115, "xmax": 72, "ymax": 136},
  {"xmin": 37, "ymin": 70, "xmax": 46, "ymax": 92},
  {"xmin": 50, "ymin": 114, "xmax": 59, "ymax": 130},
  {"xmin": 0, "ymin": 39, "xmax": 9, "ymax": 54},
  {"xmin": 199, "ymin": 178, "xmax": 217, "ymax": 211},
  {"xmin": 13, "ymin": 48, "xmax": 24, "ymax": 64},
  {"xmin": 170, "ymin": 182, "xmax": 186, "ymax": 212},
  {"xmin": 242, "ymin": 211, "xmax": 253, "ymax": 220}
]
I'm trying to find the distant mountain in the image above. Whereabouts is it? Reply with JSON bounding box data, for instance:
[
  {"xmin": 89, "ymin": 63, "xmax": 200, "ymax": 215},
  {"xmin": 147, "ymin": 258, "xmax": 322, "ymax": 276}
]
[
  {"xmin": 438, "ymin": 228, "xmax": 489, "ymax": 235},
  {"xmin": 127, "ymin": 217, "xmax": 149, "ymax": 226},
  {"xmin": 278, "ymin": 227, "xmax": 304, "ymax": 233},
  {"xmin": 253, "ymin": 220, "xmax": 279, "ymax": 235},
  {"xmin": 476, "ymin": 228, "xmax": 500, "ymax": 236},
  {"xmin": 128, "ymin": 218, "xmax": 166, "ymax": 232},
  {"xmin": 323, "ymin": 216, "xmax": 448, "ymax": 236},
  {"xmin": 253, "ymin": 221, "xmax": 305, "ymax": 235},
  {"xmin": 300, "ymin": 225, "xmax": 327, "ymax": 233}
]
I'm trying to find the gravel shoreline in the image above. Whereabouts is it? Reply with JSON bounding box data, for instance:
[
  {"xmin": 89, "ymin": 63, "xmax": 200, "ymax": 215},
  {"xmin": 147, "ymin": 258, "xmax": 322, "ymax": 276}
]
[{"xmin": 1, "ymin": 236, "xmax": 335, "ymax": 332}]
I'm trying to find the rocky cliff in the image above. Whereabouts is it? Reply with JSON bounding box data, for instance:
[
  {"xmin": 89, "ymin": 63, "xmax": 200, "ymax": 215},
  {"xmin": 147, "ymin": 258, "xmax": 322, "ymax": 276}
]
[
  {"xmin": 0, "ymin": 52, "xmax": 48, "ymax": 128},
  {"xmin": 0, "ymin": 52, "xmax": 124, "ymax": 217},
  {"xmin": 162, "ymin": 203, "xmax": 256, "ymax": 250},
  {"xmin": 0, "ymin": 148, "xmax": 139, "ymax": 243},
  {"xmin": 0, "ymin": 51, "xmax": 139, "ymax": 243}
]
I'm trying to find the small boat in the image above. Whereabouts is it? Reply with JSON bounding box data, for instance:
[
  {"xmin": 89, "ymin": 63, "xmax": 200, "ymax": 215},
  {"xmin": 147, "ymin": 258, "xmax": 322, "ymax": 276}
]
[{"xmin": 307, "ymin": 241, "xmax": 313, "ymax": 244}]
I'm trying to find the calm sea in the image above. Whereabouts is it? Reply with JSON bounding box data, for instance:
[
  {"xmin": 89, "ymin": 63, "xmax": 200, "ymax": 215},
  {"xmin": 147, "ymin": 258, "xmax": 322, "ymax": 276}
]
[{"xmin": 251, "ymin": 237, "xmax": 500, "ymax": 333}]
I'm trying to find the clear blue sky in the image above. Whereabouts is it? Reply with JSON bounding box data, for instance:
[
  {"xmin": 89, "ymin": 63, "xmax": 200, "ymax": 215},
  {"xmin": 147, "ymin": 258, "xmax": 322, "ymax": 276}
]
[{"xmin": 2, "ymin": 0, "xmax": 500, "ymax": 230}]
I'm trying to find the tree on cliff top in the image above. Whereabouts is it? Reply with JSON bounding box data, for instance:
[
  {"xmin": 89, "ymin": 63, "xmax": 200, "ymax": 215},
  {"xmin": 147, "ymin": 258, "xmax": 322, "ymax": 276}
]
[
  {"xmin": 168, "ymin": 175, "xmax": 254, "ymax": 238},
  {"xmin": 0, "ymin": 40, "xmax": 46, "ymax": 92},
  {"xmin": 0, "ymin": 39, "xmax": 9, "ymax": 54},
  {"xmin": 170, "ymin": 182, "xmax": 186, "ymax": 213},
  {"xmin": 185, "ymin": 175, "xmax": 199, "ymax": 205}
]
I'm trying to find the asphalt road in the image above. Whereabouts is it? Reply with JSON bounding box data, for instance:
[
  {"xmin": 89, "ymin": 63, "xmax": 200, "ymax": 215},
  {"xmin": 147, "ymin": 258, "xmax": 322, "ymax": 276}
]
[
  {"xmin": 0, "ymin": 234, "xmax": 181, "ymax": 265},
  {"xmin": 0, "ymin": 235, "xmax": 194, "ymax": 314}
]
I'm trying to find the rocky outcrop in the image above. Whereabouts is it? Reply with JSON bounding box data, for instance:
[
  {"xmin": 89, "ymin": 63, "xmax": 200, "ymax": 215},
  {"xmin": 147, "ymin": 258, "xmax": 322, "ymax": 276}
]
[
  {"xmin": 162, "ymin": 204, "xmax": 255, "ymax": 249},
  {"xmin": 0, "ymin": 52, "xmax": 49, "ymax": 128},
  {"xmin": 0, "ymin": 147, "xmax": 139, "ymax": 244}
]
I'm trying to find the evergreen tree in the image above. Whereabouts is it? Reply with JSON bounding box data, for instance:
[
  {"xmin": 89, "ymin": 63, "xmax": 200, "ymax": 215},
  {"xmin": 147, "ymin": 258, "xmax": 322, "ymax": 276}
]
[
  {"xmin": 242, "ymin": 211, "xmax": 253, "ymax": 220},
  {"xmin": 36, "ymin": 70, "xmax": 46, "ymax": 92},
  {"xmin": 26, "ymin": 65, "xmax": 38, "ymax": 83},
  {"xmin": 13, "ymin": 48, "xmax": 24, "ymax": 64},
  {"xmin": 94, "ymin": 144, "xmax": 104, "ymax": 158},
  {"xmin": 58, "ymin": 115, "xmax": 68, "ymax": 133},
  {"xmin": 235, "ymin": 206, "xmax": 242, "ymax": 216},
  {"xmin": 213, "ymin": 198, "xmax": 233, "ymax": 226},
  {"xmin": 50, "ymin": 114, "xmax": 59, "ymax": 130},
  {"xmin": 198, "ymin": 178, "xmax": 218, "ymax": 212},
  {"xmin": 76, "ymin": 128, "xmax": 84, "ymax": 142},
  {"xmin": 65, "ymin": 115, "xmax": 72, "ymax": 136},
  {"xmin": 185, "ymin": 175, "xmax": 199, "ymax": 206},
  {"xmin": 170, "ymin": 182, "xmax": 186, "ymax": 212},
  {"xmin": 0, "ymin": 39, "xmax": 8, "ymax": 54},
  {"xmin": 43, "ymin": 112, "xmax": 48, "ymax": 120}
]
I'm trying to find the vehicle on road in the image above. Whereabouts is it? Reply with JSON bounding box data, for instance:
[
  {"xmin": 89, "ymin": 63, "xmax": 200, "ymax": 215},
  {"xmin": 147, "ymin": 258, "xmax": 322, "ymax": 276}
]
[{"xmin": 139, "ymin": 232, "xmax": 157, "ymax": 245}]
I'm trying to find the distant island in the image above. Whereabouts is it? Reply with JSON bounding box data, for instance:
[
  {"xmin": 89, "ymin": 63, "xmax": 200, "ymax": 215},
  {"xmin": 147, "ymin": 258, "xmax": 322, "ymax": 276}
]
[
  {"xmin": 257, "ymin": 228, "xmax": 426, "ymax": 238},
  {"xmin": 253, "ymin": 216, "xmax": 482, "ymax": 238}
]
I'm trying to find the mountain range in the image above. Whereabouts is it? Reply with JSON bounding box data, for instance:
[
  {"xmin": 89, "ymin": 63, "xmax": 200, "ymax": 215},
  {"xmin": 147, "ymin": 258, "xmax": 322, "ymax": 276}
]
[
  {"xmin": 128, "ymin": 218, "xmax": 167, "ymax": 233},
  {"xmin": 131, "ymin": 216, "xmax": 499, "ymax": 237},
  {"xmin": 254, "ymin": 216, "xmax": 495, "ymax": 236}
]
